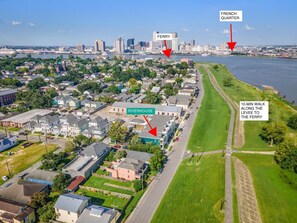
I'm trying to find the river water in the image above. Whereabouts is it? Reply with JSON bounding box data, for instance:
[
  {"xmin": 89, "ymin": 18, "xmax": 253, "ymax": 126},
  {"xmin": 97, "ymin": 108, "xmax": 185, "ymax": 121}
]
[{"xmin": 18, "ymin": 54, "xmax": 297, "ymax": 103}]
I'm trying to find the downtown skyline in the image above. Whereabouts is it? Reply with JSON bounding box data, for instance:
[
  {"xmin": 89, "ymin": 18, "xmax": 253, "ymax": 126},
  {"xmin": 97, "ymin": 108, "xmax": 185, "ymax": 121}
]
[{"xmin": 0, "ymin": 0, "xmax": 297, "ymax": 46}]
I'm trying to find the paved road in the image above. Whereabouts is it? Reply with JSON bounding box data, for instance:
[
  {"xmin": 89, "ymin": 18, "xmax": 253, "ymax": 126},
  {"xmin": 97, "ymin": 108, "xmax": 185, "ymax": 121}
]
[
  {"xmin": 233, "ymin": 150, "xmax": 275, "ymax": 155},
  {"xmin": 204, "ymin": 65, "xmax": 235, "ymax": 223},
  {"xmin": 126, "ymin": 72, "xmax": 204, "ymax": 223},
  {"xmin": 0, "ymin": 135, "xmax": 68, "ymax": 190}
]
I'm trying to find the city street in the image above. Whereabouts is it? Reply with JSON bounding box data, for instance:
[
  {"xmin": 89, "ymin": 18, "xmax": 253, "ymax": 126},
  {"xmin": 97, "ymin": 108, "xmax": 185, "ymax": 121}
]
[{"xmin": 126, "ymin": 72, "xmax": 204, "ymax": 223}]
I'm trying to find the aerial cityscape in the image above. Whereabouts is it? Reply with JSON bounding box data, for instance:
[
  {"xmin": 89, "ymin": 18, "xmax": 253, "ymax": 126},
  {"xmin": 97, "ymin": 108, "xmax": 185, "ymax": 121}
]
[{"xmin": 0, "ymin": 1, "xmax": 297, "ymax": 223}]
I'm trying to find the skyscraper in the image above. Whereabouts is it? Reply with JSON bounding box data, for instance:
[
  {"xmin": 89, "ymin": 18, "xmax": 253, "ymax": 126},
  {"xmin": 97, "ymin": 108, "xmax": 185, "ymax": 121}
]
[
  {"xmin": 76, "ymin": 44, "xmax": 85, "ymax": 52},
  {"xmin": 94, "ymin": 39, "xmax": 106, "ymax": 53},
  {"xmin": 127, "ymin": 38, "xmax": 135, "ymax": 49},
  {"xmin": 171, "ymin": 32, "xmax": 179, "ymax": 52},
  {"xmin": 115, "ymin": 37, "xmax": 125, "ymax": 54},
  {"xmin": 190, "ymin": 40, "xmax": 196, "ymax": 46}
]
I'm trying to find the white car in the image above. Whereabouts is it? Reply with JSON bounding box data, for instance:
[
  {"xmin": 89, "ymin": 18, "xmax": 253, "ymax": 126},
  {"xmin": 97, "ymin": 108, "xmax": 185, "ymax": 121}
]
[{"xmin": 2, "ymin": 176, "xmax": 8, "ymax": 181}]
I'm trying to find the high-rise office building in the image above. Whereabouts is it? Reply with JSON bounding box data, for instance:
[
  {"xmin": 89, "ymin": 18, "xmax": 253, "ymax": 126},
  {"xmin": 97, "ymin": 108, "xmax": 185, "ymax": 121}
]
[
  {"xmin": 76, "ymin": 44, "xmax": 85, "ymax": 52},
  {"xmin": 115, "ymin": 37, "xmax": 125, "ymax": 53},
  {"xmin": 190, "ymin": 40, "xmax": 196, "ymax": 46},
  {"xmin": 171, "ymin": 32, "xmax": 179, "ymax": 52},
  {"xmin": 153, "ymin": 31, "xmax": 159, "ymax": 41},
  {"xmin": 127, "ymin": 38, "xmax": 135, "ymax": 49},
  {"xmin": 94, "ymin": 39, "xmax": 106, "ymax": 52}
]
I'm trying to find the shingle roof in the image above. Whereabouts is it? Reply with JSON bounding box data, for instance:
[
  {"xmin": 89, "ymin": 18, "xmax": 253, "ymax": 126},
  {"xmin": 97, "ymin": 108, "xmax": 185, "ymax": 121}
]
[
  {"xmin": 76, "ymin": 205, "xmax": 117, "ymax": 223},
  {"xmin": 117, "ymin": 158, "xmax": 144, "ymax": 172},
  {"xmin": 81, "ymin": 142, "xmax": 109, "ymax": 157}
]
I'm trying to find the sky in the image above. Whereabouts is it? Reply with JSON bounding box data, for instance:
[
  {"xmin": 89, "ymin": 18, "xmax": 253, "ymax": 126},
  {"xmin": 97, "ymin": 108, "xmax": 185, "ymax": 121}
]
[{"xmin": 0, "ymin": 0, "xmax": 296, "ymax": 46}]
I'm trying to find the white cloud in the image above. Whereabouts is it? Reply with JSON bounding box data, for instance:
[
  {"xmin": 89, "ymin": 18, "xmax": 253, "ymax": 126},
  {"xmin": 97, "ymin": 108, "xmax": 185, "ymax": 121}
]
[
  {"xmin": 222, "ymin": 29, "xmax": 229, "ymax": 34},
  {"xmin": 11, "ymin": 21, "xmax": 21, "ymax": 25},
  {"xmin": 204, "ymin": 28, "xmax": 209, "ymax": 32},
  {"xmin": 58, "ymin": 29, "xmax": 66, "ymax": 33},
  {"xmin": 28, "ymin": 22, "xmax": 36, "ymax": 27},
  {"xmin": 244, "ymin": 24, "xmax": 255, "ymax": 30},
  {"xmin": 182, "ymin": 28, "xmax": 188, "ymax": 32}
]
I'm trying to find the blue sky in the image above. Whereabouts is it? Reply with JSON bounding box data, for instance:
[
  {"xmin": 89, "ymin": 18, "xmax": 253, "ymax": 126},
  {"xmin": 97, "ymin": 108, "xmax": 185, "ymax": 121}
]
[{"xmin": 0, "ymin": 0, "xmax": 296, "ymax": 46}]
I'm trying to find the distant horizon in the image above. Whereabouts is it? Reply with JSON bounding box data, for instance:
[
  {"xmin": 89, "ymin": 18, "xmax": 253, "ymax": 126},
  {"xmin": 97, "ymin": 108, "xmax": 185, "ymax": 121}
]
[{"xmin": 0, "ymin": 0, "xmax": 297, "ymax": 46}]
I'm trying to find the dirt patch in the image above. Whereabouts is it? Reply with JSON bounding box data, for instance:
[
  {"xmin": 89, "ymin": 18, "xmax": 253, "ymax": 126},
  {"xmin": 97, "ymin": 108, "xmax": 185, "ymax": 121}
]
[{"xmin": 234, "ymin": 157, "xmax": 262, "ymax": 223}]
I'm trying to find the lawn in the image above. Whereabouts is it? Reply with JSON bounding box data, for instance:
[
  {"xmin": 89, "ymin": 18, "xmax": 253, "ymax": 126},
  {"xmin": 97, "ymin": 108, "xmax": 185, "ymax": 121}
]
[
  {"xmin": 0, "ymin": 142, "xmax": 57, "ymax": 185},
  {"xmin": 76, "ymin": 189, "xmax": 129, "ymax": 211},
  {"xmin": 152, "ymin": 154, "xmax": 225, "ymax": 223},
  {"xmin": 234, "ymin": 154, "xmax": 297, "ymax": 223},
  {"xmin": 209, "ymin": 64, "xmax": 297, "ymax": 150},
  {"xmin": 83, "ymin": 175, "xmax": 134, "ymax": 195},
  {"xmin": 187, "ymin": 66, "xmax": 230, "ymax": 152}
]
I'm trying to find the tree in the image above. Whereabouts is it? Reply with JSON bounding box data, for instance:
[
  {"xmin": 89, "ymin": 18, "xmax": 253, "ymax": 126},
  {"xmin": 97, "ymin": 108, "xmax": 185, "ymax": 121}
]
[
  {"xmin": 105, "ymin": 84, "xmax": 120, "ymax": 94},
  {"xmin": 260, "ymin": 121, "xmax": 288, "ymax": 145},
  {"xmin": 30, "ymin": 192, "xmax": 48, "ymax": 208},
  {"xmin": 0, "ymin": 106, "xmax": 9, "ymax": 114},
  {"xmin": 37, "ymin": 202, "xmax": 56, "ymax": 223},
  {"xmin": 133, "ymin": 180, "xmax": 144, "ymax": 192},
  {"xmin": 150, "ymin": 150, "xmax": 166, "ymax": 171},
  {"xmin": 27, "ymin": 77, "xmax": 47, "ymax": 91},
  {"xmin": 129, "ymin": 78, "xmax": 137, "ymax": 85},
  {"xmin": 274, "ymin": 137, "xmax": 297, "ymax": 173},
  {"xmin": 72, "ymin": 90, "xmax": 81, "ymax": 97},
  {"xmin": 64, "ymin": 141, "xmax": 75, "ymax": 153},
  {"xmin": 143, "ymin": 91, "xmax": 161, "ymax": 104},
  {"xmin": 287, "ymin": 115, "xmax": 297, "ymax": 130},
  {"xmin": 129, "ymin": 85, "xmax": 141, "ymax": 94},
  {"xmin": 52, "ymin": 173, "xmax": 70, "ymax": 193},
  {"xmin": 73, "ymin": 134, "xmax": 91, "ymax": 147},
  {"xmin": 77, "ymin": 81, "xmax": 101, "ymax": 94},
  {"xmin": 106, "ymin": 151, "xmax": 116, "ymax": 162},
  {"xmin": 114, "ymin": 150, "xmax": 127, "ymax": 160},
  {"xmin": 223, "ymin": 76, "xmax": 233, "ymax": 87},
  {"xmin": 108, "ymin": 121, "xmax": 128, "ymax": 143},
  {"xmin": 213, "ymin": 64, "xmax": 219, "ymax": 70}
]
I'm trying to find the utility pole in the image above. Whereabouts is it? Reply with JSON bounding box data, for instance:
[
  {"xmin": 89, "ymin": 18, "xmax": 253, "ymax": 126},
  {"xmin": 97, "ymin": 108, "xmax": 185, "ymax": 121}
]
[{"xmin": 5, "ymin": 161, "xmax": 11, "ymax": 177}]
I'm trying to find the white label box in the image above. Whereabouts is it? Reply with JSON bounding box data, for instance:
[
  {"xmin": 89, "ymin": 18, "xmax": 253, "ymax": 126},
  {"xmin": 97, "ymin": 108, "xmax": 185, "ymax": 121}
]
[
  {"xmin": 155, "ymin": 33, "xmax": 173, "ymax": 41},
  {"xmin": 220, "ymin": 10, "xmax": 243, "ymax": 22},
  {"xmin": 240, "ymin": 101, "xmax": 269, "ymax": 121}
]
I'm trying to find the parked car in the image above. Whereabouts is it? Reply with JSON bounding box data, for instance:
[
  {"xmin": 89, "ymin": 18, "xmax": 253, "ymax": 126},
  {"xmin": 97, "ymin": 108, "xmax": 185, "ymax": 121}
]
[{"xmin": 2, "ymin": 176, "xmax": 8, "ymax": 181}]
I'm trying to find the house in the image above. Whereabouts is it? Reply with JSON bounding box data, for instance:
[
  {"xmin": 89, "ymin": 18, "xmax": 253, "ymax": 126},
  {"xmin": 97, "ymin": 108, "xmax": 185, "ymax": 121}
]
[
  {"xmin": 82, "ymin": 116, "xmax": 110, "ymax": 139},
  {"xmin": 76, "ymin": 205, "xmax": 118, "ymax": 223},
  {"xmin": 63, "ymin": 142, "xmax": 111, "ymax": 178},
  {"xmin": 139, "ymin": 115, "xmax": 175, "ymax": 148},
  {"xmin": 53, "ymin": 95, "xmax": 81, "ymax": 109},
  {"xmin": 54, "ymin": 194, "xmax": 90, "ymax": 223},
  {"xmin": 0, "ymin": 109, "xmax": 53, "ymax": 128},
  {"xmin": 24, "ymin": 114, "xmax": 59, "ymax": 133},
  {"xmin": 0, "ymin": 180, "xmax": 49, "ymax": 205},
  {"xmin": 111, "ymin": 102, "xmax": 183, "ymax": 118},
  {"xmin": 25, "ymin": 169, "xmax": 59, "ymax": 186},
  {"xmin": 167, "ymin": 95, "xmax": 192, "ymax": 110},
  {"xmin": 60, "ymin": 114, "xmax": 88, "ymax": 137},
  {"xmin": 0, "ymin": 133, "xmax": 18, "ymax": 152},
  {"xmin": 0, "ymin": 198, "xmax": 36, "ymax": 223},
  {"xmin": 107, "ymin": 150, "xmax": 152, "ymax": 181},
  {"xmin": 151, "ymin": 86, "xmax": 160, "ymax": 93}
]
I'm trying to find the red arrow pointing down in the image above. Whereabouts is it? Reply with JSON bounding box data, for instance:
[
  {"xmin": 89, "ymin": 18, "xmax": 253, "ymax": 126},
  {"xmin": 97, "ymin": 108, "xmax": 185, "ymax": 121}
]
[
  {"xmin": 227, "ymin": 24, "xmax": 237, "ymax": 51},
  {"xmin": 143, "ymin": 115, "xmax": 157, "ymax": 137},
  {"xmin": 162, "ymin": 40, "xmax": 172, "ymax": 58}
]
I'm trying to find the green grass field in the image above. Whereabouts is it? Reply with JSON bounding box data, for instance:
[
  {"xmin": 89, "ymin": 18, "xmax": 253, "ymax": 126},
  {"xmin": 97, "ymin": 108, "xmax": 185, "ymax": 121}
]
[
  {"xmin": 0, "ymin": 142, "xmax": 57, "ymax": 185},
  {"xmin": 234, "ymin": 154, "xmax": 297, "ymax": 223},
  {"xmin": 152, "ymin": 155, "xmax": 225, "ymax": 223},
  {"xmin": 187, "ymin": 66, "xmax": 230, "ymax": 152},
  {"xmin": 209, "ymin": 64, "xmax": 297, "ymax": 150},
  {"xmin": 77, "ymin": 189, "xmax": 129, "ymax": 211},
  {"xmin": 83, "ymin": 175, "xmax": 134, "ymax": 195}
]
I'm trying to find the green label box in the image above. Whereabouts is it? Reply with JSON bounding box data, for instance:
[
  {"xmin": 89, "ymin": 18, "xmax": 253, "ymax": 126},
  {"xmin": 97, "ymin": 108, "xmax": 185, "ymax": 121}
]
[{"xmin": 126, "ymin": 108, "xmax": 155, "ymax": 115}]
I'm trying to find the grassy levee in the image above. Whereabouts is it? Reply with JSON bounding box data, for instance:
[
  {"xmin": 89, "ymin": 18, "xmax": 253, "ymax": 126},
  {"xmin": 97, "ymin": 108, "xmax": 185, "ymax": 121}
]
[
  {"xmin": 187, "ymin": 65, "xmax": 230, "ymax": 152},
  {"xmin": 209, "ymin": 64, "xmax": 297, "ymax": 150},
  {"xmin": 151, "ymin": 155, "xmax": 225, "ymax": 223},
  {"xmin": 234, "ymin": 154, "xmax": 297, "ymax": 223}
]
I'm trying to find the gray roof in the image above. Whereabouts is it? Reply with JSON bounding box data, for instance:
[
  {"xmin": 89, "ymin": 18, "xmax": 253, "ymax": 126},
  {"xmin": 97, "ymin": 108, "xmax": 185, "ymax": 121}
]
[
  {"xmin": 81, "ymin": 142, "xmax": 109, "ymax": 157},
  {"xmin": 112, "ymin": 102, "xmax": 182, "ymax": 113},
  {"xmin": 26, "ymin": 169, "xmax": 59, "ymax": 182},
  {"xmin": 117, "ymin": 158, "xmax": 144, "ymax": 172},
  {"xmin": 54, "ymin": 194, "xmax": 89, "ymax": 213},
  {"xmin": 76, "ymin": 205, "xmax": 117, "ymax": 223},
  {"xmin": 139, "ymin": 115, "xmax": 173, "ymax": 139},
  {"xmin": 168, "ymin": 95, "xmax": 191, "ymax": 105},
  {"xmin": 126, "ymin": 150, "xmax": 153, "ymax": 163},
  {"xmin": 0, "ymin": 88, "xmax": 17, "ymax": 96}
]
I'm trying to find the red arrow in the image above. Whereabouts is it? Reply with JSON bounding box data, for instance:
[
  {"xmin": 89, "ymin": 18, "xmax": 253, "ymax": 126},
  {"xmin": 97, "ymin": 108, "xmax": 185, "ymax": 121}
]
[
  {"xmin": 227, "ymin": 24, "xmax": 237, "ymax": 51},
  {"xmin": 162, "ymin": 40, "xmax": 172, "ymax": 58},
  {"xmin": 143, "ymin": 115, "xmax": 157, "ymax": 137}
]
